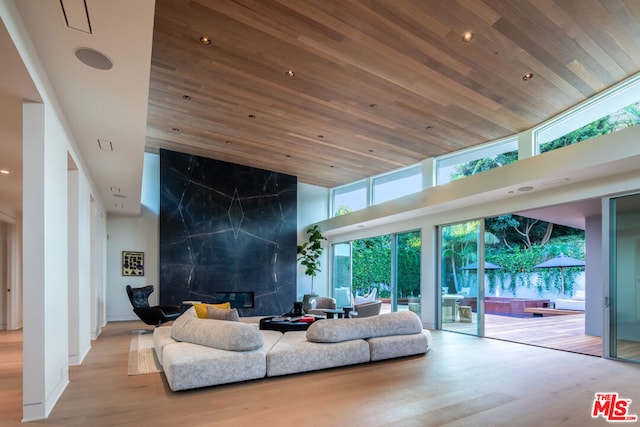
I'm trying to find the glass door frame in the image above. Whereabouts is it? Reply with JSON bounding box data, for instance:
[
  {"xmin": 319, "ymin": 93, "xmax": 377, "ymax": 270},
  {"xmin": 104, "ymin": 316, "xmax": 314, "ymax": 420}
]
[
  {"xmin": 330, "ymin": 229, "xmax": 422, "ymax": 314},
  {"xmin": 331, "ymin": 241, "xmax": 353, "ymax": 309},
  {"xmin": 437, "ymin": 218, "xmax": 486, "ymax": 336},
  {"xmin": 602, "ymin": 191, "xmax": 640, "ymax": 363}
]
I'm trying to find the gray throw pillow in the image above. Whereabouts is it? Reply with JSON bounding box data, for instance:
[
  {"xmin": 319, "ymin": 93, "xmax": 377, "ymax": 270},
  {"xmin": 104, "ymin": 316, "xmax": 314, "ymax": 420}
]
[
  {"xmin": 171, "ymin": 311, "xmax": 263, "ymax": 351},
  {"xmin": 206, "ymin": 305, "xmax": 240, "ymax": 321}
]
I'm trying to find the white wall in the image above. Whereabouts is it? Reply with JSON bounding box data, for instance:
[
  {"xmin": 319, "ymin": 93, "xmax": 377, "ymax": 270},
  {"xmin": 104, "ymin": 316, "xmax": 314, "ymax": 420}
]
[
  {"xmin": 296, "ymin": 182, "xmax": 329, "ymax": 299},
  {"xmin": 106, "ymin": 152, "xmax": 160, "ymax": 321},
  {"xmin": 67, "ymin": 168, "xmax": 93, "ymax": 365},
  {"xmin": 585, "ymin": 214, "xmax": 603, "ymax": 336},
  {"xmin": 0, "ymin": 222, "xmax": 6, "ymax": 329},
  {"xmin": 106, "ymin": 208, "xmax": 159, "ymax": 321},
  {"xmin": 23, "ymin": 102, "xmax": 69, "ymax": 421}
]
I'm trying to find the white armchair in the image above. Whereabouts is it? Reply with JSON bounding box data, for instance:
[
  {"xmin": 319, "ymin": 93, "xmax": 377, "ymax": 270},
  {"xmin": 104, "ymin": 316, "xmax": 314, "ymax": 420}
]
[{"xmin": 354, "ymin": 288, "xmax": 377, "ymax": 304}]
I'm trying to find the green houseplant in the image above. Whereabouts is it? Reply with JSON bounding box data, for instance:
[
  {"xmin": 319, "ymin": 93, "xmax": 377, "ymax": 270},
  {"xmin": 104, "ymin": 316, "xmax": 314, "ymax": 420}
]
[{"xmin": 297, "ymin": 224, "xmax": 327, "ymax": 310}]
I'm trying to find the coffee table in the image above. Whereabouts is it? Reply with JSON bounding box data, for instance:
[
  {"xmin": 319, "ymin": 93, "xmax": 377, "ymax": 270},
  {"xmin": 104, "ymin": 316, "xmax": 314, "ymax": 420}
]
[
  {"xmin": 321, "ymin": 309, "xmax": 345, "ymax": 319},
  {"xmin": 259, "ymin": 316, "xmax": 314, "ymax": 332}
]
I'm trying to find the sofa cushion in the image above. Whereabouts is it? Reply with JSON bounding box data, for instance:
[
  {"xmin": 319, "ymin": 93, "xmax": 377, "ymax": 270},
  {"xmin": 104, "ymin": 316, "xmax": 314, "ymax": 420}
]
[
  {"xmin": 193, "ymin": 302, "xmax": 231, "ymax": 319},
  {"xmin": 161, "ymin": 329, "xmax": 282, "ymax": 391},
  {"xmin": 306, "ymin": 310, "xmax": 423, "ymax": 343},
  {"xmin": 368, "ymin": 330, "xmax": 431, "ymax": 361},
  {"xmin": 206, "ymin": 305, "xmax": 240, "ymax": 321},
  {"xmin": 171, "ymin": 310, "xmax": 263, "ymax": 351},
  {"xmin": 266, "ymin": 331, "xmax": 370, "ymax": 377},
  {"xmin": 152, "ymin": 325, "xmax": 176, "ymax": 365}
]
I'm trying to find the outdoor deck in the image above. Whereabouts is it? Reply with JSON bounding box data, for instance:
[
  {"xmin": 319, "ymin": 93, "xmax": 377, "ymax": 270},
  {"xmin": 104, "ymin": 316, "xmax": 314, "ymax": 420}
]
[{"xmin": 385, "ymin": 303, "xmax": 603, "ymax": 357}]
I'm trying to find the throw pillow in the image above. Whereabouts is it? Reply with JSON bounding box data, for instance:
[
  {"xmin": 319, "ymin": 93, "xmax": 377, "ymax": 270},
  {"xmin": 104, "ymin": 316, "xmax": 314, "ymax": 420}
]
[
  {"xmin": 171, "ymin": 314, "xmax": 263, "ymax": 351},
  {"xmin": 206, "ymin": 305, "xmax": 240, "ymax": 321},
  {"xmin": 193, "ymin": 302, "xmax": 231, "ymax": 318}
]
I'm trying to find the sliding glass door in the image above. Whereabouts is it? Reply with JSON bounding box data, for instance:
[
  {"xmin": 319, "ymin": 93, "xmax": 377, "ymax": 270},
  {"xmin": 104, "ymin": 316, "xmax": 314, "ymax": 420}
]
[
  {"xmin": 607, "ymin": 193, "xmax": 640, "ymax": 362},
  {"xmin": 440, "ymin": 220, "xmax": 483, "ymax": 335},
  {"xmin": 332, "ymin": 242, "xmax": 352, "ymax": 308},
  {"xmin": 332, "ymin": 230, "xmax": 421, "ymax": 314},
  {"xmin": 395, "ymin": 231, "xmax": 421, "ymax": 314}
]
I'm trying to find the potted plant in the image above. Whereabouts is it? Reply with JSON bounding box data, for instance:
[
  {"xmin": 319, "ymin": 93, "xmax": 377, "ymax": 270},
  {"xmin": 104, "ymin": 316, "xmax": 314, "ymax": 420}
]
[{"xmin": 297, "ymin": 224, "xmax": 327, "ymax": 310}]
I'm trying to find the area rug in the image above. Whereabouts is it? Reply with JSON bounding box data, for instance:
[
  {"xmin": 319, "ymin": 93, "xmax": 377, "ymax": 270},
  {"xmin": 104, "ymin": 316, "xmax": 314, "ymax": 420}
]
[{"xmin": 127, "ymin": 330, "xmax": 163, "ymax": 375}]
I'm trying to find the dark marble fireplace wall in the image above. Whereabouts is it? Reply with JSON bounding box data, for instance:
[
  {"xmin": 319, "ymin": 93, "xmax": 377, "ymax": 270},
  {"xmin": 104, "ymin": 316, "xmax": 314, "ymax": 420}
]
[{"xmin": 159, "ymin": 149, "xmax": 297, "ymax": 316}]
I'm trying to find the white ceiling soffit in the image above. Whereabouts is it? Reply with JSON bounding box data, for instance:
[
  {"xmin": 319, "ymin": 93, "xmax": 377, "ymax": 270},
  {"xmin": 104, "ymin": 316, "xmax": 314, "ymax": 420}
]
[{"xmin": 15, "ymin": 0, "xmax": 155, "ymax": 215}]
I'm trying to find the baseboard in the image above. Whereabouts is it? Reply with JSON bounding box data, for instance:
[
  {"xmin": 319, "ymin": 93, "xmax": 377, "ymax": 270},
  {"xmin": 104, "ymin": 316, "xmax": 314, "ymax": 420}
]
[{"xmin": 22, "ymin": 376, "xmax": 69, "ymax": 422}]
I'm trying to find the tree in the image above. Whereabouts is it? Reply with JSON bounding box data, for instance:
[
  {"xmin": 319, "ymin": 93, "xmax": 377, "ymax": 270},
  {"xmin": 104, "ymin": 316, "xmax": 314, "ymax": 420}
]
[
  {"xmin": 351, "ymin": 236, "xmax": 391, "ymax": 297},
  {"xmin": 296, "ymin": 225, "xmax": 327, "ymax": 295},
  {"xmin": 334, "ymin": 205, "xmax": 352, "ymax": 217},
  {"xmin": 450, "ymin": 150, "xmax": 518, "ymax": 181},
  {"xmin": 396, "ymin": 231, "xmax": 421, "ymax": 299},
  {"xmin": 540, "ymin": 116, "xmax": 614, "ymax": 153}
]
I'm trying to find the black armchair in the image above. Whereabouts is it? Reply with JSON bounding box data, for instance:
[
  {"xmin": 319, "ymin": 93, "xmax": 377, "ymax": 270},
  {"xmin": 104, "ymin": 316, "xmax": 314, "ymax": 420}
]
[{"xmin": 126, "ymin": 285, "xmax": 182, "ymax": 326}]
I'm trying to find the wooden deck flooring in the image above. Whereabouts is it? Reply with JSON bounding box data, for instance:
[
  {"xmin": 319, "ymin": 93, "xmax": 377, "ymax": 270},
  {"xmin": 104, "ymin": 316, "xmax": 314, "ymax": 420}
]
[{"xmin": 443, "ymin": 312, "xmax": 603, "ymax": 357}]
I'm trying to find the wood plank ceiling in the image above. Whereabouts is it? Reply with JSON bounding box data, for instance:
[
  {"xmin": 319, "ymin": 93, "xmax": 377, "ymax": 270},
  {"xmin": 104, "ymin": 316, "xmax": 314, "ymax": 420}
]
[{"xmin": 146, "ymin": 0, "xmax": 640, "ymax": 188}]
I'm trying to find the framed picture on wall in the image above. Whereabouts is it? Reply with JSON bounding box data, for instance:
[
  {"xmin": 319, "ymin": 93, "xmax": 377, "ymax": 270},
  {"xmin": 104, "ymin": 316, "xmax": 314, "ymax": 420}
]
[{"xmin": 122, "ymin": 251, "xmax": 144, "ymax": 276}]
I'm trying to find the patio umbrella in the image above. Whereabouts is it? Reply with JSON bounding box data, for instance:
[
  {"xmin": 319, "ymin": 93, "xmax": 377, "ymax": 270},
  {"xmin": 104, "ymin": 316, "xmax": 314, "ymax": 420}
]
[
  {"xmin": 533, "ymin": 254, "xmax": 585, "ymax": 297},
  {"xmin": 460, "ymin": 261, "xmax": 504, "ymax": 296},
  {"xmin": 461, "ymin": 261, "xmax": 503, "ymax": 270}
]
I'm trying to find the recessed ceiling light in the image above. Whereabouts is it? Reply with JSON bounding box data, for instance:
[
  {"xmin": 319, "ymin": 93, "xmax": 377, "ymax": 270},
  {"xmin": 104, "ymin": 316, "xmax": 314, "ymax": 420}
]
[
  {"xmin": 0, "ymin": 170, "xmax": 9, "ymax": 175},
  {"xmin": 285, "ymin": 70, "xmax": 295, "ymax": 77},
  {"xmin": 425, "ymin": 125, "xmax": 434, "ymax": 130},
  {"xmin": 317, "ymin": 135, "xmax": 324, "ymax": 138},
  {"xmin": 368, "ymin": 149, "xmax": 374, "ymax": 153},
  {"xmin": 225, "ymin": 140, "xmax": 233, "ymax": 144},
  {"xmin": 462, "ymin": 32, "xmax": 473, "ymax": 42},
  {"xmin": 369, "ymin": 103, "xmax": 377, "ymax": 108},
  {"xmin": 517, "ymin": 186, "xmax": 534, "ymax": 192},
  {"xmin": 199, "ymin": 36, "xmax": 211, "ymax": 45},
  {"xmin": 522, "ymin": 72, "xmax": 534, "ymax": 81},
  {"xmin": 248, "ymin": 114, "xmax": 256, "ymax": 119},
  {"xmin": 285, "ymin": 154, "xmax": 291, "ymax": 158},
  {"xmin": 182, "ymin": 95, "xmax": 192, "ymax": 100},
  {"xmin": 171, "ymin": 127, "xmax": 181, "ymax": 133}
]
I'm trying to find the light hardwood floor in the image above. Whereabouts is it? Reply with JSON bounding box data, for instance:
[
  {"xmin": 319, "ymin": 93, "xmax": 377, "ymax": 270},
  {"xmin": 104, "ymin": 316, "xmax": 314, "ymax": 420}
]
[{"xmin": 2, "ymin": 321, "xmax": 640, "ymax": 426}]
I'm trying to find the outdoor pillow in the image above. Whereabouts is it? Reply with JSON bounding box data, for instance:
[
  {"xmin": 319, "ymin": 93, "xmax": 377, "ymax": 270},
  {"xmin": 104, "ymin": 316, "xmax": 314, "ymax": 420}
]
[{"xmin": 193, "ymin": 302, "xmax": 231, "ymax": 318}]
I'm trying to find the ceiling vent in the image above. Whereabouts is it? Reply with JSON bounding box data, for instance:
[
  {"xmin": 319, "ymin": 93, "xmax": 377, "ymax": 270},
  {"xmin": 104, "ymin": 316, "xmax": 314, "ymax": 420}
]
[{"xmin": 60, "ymin": 0, "xmax": 92, "ymax": 34}]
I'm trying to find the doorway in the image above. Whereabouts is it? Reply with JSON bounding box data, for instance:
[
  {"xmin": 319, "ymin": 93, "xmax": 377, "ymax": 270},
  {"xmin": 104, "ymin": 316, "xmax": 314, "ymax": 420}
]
[
  {"xmin": 607, "ymin": 192, "xmax": 640, "ymax": 362},
  {"xmin": 439, "ymin": 213, "xmax": 602, "ymax": 356}
]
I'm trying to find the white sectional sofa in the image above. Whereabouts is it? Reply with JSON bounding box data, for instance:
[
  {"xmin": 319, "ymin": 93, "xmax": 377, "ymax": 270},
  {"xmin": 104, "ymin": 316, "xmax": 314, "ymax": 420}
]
[{"xmin": 154, "ymin": 307, "xmax": 431, "ymax": 391}]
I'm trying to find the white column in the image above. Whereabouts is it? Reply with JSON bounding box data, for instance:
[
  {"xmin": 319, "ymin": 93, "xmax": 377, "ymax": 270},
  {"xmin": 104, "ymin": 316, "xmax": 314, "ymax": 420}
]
[{"xmin": 23, "ymin": 102, "xmax": 69, "ymax": 421}]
